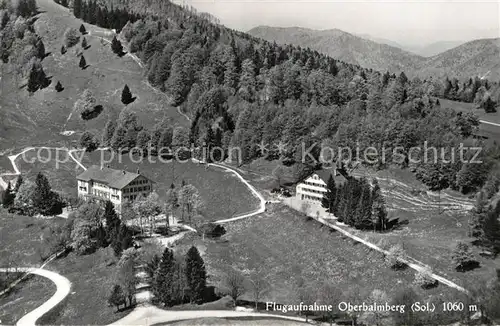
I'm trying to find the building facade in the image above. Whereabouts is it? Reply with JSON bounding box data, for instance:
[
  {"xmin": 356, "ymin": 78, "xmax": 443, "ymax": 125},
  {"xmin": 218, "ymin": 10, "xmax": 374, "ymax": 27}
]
[
  {"xmin": 295, "ymin": 169, "xmax": 336, "ymax": 203},
  {"xmin": 77, "ymin": 165, "xmax": 153, "ymax": 212}
]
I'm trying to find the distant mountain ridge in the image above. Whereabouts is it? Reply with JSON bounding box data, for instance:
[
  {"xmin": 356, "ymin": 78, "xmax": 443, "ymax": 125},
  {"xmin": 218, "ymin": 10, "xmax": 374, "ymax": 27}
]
[
  {"xmin": 356, "ymin": 34, "xmax": 466, "ymax": 57},
  {"xmin": 248, "ymin": 26, "xmax": 500, "ymax": 80}
]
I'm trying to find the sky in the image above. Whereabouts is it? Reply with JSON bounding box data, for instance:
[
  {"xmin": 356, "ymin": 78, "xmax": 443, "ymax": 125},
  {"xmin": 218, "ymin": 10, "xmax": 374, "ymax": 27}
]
[{"xmin": 177, "ymin": 0, "xmax": 500, "ymax": 46}]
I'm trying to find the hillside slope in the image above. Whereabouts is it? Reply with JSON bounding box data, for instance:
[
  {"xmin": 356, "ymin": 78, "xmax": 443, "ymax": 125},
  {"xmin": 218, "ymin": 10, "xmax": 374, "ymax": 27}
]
[
  {"xmin": 0, "ymin": 0, "xmax": 187, "ymax": 151},
  {"xmin": 412, "ymin": 40, "xmax": 466, "ymax": 57},
  {"xmin": 248, "ymin": 26, "xmax": 422, "ymax": 73},
  {"xmin": 420, "ymin": 38, "xmax": 500, "ymax": 79},
  {"xmin": 248, "ymin": 26, "xmax": 500, "ymax": 80}
]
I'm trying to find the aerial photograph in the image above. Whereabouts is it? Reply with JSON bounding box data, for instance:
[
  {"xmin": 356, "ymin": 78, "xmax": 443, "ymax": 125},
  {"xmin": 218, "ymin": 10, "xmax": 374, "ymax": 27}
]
[{"xmin": 0, "ymin": 0, "xmax": 499, "ymax": 325}]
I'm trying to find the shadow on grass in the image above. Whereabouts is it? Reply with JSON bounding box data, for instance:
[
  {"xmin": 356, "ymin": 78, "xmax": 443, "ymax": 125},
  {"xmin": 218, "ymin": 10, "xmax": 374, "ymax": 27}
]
[
  {"xmin": 83, "ymin": 45, "xmax": 91, "ymax": 50},
  {"xmin": 81, "ymin": 65, "xmax": 90, "ymax": 70},
  {"xmin": 118, "ymin": 51, "xmax": 127, "ymax": 58}
]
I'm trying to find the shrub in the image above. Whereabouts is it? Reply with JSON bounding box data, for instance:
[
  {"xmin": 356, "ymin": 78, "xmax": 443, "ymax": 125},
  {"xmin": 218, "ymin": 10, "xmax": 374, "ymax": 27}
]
[
  {"xmin": 79, "ymin": 131, "xmax": 99, "ymax": 152},
  {"xmin": 80, "ymin": 104, "xmax": 103, "ymax": 120},
  {"xmin": 413, "ymin": 268, "xmax": 438, "ymax": 289},
  {"xmin": 63, "ymin": 27, "xmax": 80, "ymax": 48},
  {"xmin": 200, "ymin": 223, "xmax": 226, "ymax": 238},
  {"xmin": 385, "ymin": 244, "xmax": 406, "ymax": 270}
]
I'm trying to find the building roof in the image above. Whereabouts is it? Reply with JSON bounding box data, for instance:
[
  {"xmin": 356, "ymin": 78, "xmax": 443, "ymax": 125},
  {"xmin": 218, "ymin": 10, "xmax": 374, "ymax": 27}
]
[
  {"xmin": 314, "ymin": 169, "xmax": 336, "ymax": 184},
  {"xmin": 76, "ymin": 165, "xmax": 151, "ymax": 189}
]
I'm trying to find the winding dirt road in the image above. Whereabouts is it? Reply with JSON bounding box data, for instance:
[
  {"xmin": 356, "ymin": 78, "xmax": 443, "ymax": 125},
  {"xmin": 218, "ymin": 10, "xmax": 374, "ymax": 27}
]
[
  {"xmin": 0, "ymin": 147, "xmax": 86, "ymax": 190},
  {"xmin": 0, "ymin": 268, "xmax": 71, "ymax": 326}
]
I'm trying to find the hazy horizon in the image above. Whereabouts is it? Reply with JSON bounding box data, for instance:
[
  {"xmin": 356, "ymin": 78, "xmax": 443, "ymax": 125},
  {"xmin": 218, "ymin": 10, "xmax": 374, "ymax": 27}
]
[{"xmin": 176, "ymin": 0, "xmax": 500, "ymax": 46}]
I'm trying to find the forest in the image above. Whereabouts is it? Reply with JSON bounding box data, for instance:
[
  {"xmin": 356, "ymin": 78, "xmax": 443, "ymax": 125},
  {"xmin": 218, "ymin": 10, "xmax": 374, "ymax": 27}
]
[
  {"xmin": 3, "ymin": 0, "xmax": 499, "ymax": 198},
  {"xmin": 67, "ymin": 0, "xmax": 500, "ymax": 197}
]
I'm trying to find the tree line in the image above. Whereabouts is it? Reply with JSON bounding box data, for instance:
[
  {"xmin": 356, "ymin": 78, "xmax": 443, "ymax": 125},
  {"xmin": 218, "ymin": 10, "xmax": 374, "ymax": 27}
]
[
  {"xmin": 440, "ymin": 76, "xmax": 499, "ymax": 112},
  {"xmin": 321, "ymin": 176, "xmax": 390, "ymax": 231},
  {"xmin": 1, "ymin": 173, "xmax": 64, "ymax": 216},
  {"xmin": 72, "ymin": 0, "xmax": 141, "ymax": 32}
]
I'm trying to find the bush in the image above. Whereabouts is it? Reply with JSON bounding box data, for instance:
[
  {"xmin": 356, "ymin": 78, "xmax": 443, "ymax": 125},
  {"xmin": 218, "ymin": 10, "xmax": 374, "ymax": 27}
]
[
  {"xmin": 385, "ymin": 244, "xmax": 406, "ymax": 270},
  {"xmin": 413, "ymin": 268, "xmax": 438, "ymax": 289},
  {"xmin": 80, "ymin": 104, "xmax": 103, "ymax": 120},
  {"xmin": 63, "ymin": 27, "xmax": 80, "ymax": 48},
  {"xmin": 200, "ymin": 223, "xmax": 226, "ymax": 238}
]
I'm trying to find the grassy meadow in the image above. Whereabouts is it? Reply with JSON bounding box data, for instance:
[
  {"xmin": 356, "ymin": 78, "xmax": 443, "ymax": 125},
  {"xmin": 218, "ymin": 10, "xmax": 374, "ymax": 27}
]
[
  {"xmin": 0, "ymin": 210, "xmax": 66, "ymax": 266},
  {"xmin": 176, "ymin": 204, "xmax": 463, "ymax": 311}
]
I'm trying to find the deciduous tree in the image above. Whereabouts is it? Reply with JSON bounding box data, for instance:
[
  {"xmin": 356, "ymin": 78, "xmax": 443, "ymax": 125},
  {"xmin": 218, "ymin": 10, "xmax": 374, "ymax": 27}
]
[{"xmin": 223, "ymin": 267, "xmax": 246, "ymax": 302}]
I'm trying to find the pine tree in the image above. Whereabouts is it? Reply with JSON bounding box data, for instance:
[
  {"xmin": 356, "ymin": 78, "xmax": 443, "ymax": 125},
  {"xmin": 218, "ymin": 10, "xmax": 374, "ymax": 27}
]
[
  {"xmin": 111, "ymin": 36, "xmax": 123, "ymax": 55},
  {"xmin": 2, "ymin": 182, "xmax": 15, "ymax": 208},
  {"xmin": 35, "ymin": 38, "xmax": 45, "ymax": 59},
  {"xmin": 353, "ymin": 183, "xmax": 373, "ymax": 229},
  {"xmin": 146, "ymin": 254, "xmax": 160, "ymax": 279},
  {"xmin": 121, "ymin": 84, "xmax": 133, "ymax": 104},
  {"xmin": 482, "ymin": 201, "xmax": 500, "ymax": 254},
  {"xmin": 112, "ymin": 224, "xmax": 133, "ymax": 257},
  {"xmin": 185, "ymin": 246, "xmax": 206, "ymax": 303},
  {"xmin": 154, "ymin": 248, "xmax": 175, "ymax": 306},
  {"xmin": 27, "ymin": 60, "xmax": 48, "ymax": 93},
  {"xmin": 321, "ymin": 175, "xmax": 336, "ymax": 216},
  {"xmin": 103, "ymin": 200, "xmax": 121, "ymax": 244},
  {"xmin": 452, "ymin": 242, "xmax": 477, "ymax": 271},
  {"xmin": 55, "ymin": 81, "xmax": 64, "ymax": 92},
  {"xmin": 61, "ymin": 45, "xmax": 67, "ymax": 55},
  {"xmin": 111, "ymin": 125, "xmax": 127, "ymax": 152},
  {"xmin": 469, "ymin": 192, "xmax": 489, "ymax": 238},
  {"xmin": 81, "ymin": 37, "xmax": 88, "ymax": 49},
  {"xmin": 108, "ymin": 284, "xmax": 125, "ymax": 311},
  {"xmin": 79, "ymin": 55, "xmax": 87, "ymax": 69},
  {"xmin": 371, "ymin": 179, "xmax": 388, "ymax": 231},
  {"xmin": 73, "ymin": 0, "xmax": 82, "ymax": 18},
  {"xmin": 32, "ymin": 172, "xmax": 59, "ymax": 216},
  {"xmin": 79, "ymin": 24, "xmax": 86, "ymax": 34},
  {"xmin": 14, "ymin": 175, "xmax": 23, "ymax": 193}
]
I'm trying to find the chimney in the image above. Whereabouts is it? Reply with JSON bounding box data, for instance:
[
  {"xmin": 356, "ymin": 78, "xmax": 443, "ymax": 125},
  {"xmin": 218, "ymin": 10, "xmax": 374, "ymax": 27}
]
[
  {"xmin": 106, "ymin": 164, "xmax": 110, "ymax": 168},
  {"xmin": 136, "ymin": 168, "xmax": 140, "ymax": 174},
  {"xmin": 122, "ymin": 170, "xmax": 126, "ymax": 175}
]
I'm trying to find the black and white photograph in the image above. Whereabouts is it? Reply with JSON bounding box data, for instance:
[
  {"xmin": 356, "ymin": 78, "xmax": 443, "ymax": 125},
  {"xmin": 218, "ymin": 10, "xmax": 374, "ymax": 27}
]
[{"xmin": 0, "ymin": 0, "xmax": 499, "ymax": 324}]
